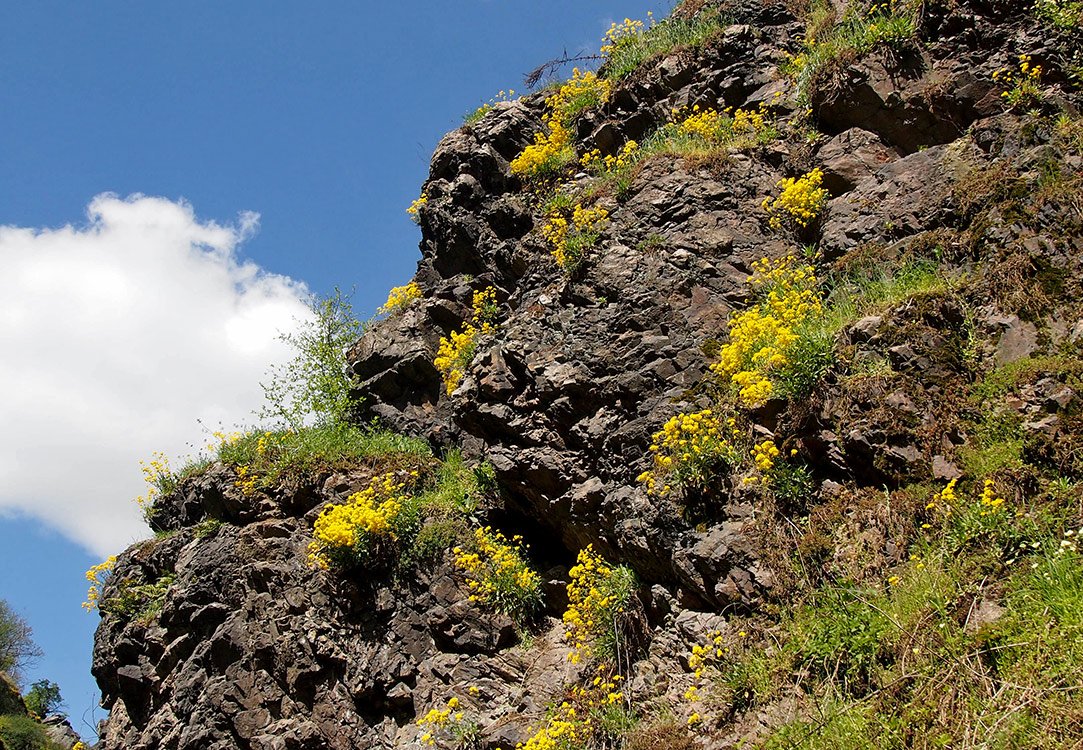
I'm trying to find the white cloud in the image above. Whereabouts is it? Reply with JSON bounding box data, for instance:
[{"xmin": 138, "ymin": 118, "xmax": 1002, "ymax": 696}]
[{"xmin": 0, "ymin": 194, "xmax": 313, "ymax": 557}]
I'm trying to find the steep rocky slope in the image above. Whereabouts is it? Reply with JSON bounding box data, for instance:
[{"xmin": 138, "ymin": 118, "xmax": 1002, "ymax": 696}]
[{"xmin": 91, "ymin": 0, "xmax": 1082, "ymax": 747}]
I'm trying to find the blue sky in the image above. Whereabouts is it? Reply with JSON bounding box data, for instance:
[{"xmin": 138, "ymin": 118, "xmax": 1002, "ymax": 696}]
[{"xmin": 0, "ymin": 0, "xmax": 661, "ymax": 739}]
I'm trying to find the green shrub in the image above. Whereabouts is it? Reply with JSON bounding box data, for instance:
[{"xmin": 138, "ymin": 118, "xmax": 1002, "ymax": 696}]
[
  {"xmin": 101, "ymin": 574, "xmax": 175, "ymax": 623},
  {"xmin": 22, "ymin": 681, "xmax": 62, "ymax": 718},
  {"xmin": 600, "ymin": 11, "xmax": 727, "ymax": 81},
  {"xmin": 0, "ymin": 714, "xmax": 63, "ymax": 750},
  {"xmin": 259, "ymin": 288, "xmax": 362, "ymax": 429}
]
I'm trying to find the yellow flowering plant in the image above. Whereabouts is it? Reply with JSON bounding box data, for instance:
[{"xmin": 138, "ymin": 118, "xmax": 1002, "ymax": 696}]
[
  {"xmin": 133, "ymin": 451, "xmax": 178, "ymax": 522},
  {"xmin": 515, "ymin": 671, "xmax": 627, "ymax": 750},
  {"xmin": 464, "ymin": 88, "xmax": 517, "ymax": 125},
  {"xmin": 307, "ymin": 471, "xmax": 420, "ymax": 570},
  {"xmin": 762, "ymin": 168, "xmax": 828, "ymax": 232},
  {"xmin": 511, "ymin": 69, "xmax": 611, "ymax": 181},
  {"xmin": 83, "ymin": 556, "xmax": 117, "ymax": 611},
  {"xmin": 992, "ymin": 54, "xmax": 1043, "ymax": 110},
  {"xmin": 541, "ymin": 202, "xmax": 609, "ymax": 272},
  {"xmin": 377, "ymin": 281, "xmax": 422, "ymax": 316},
  {"xmin": 563, "ymin": 546, "xmax": 637, "ymax": 664},
  {"xmin": 453, "ymin": 526, "xmax": 543, "ymax": 622},
  {"xmin": 433, "ymin": 287, "xmax": 500, "ymax": 395},
  {"xmin": 406, "ymin": 192, "xmax": 428, "ymax": 224},
  {"xmin": 636, "ymin": 409, "xmax": 744, "ymax": 497},
  {"xmin": 710, "ymin": 255, "xmax": 827, "ymax": 407},
  {"xmin": 416, "ymin": 696, "xmax": 480, "ymax": 748}
]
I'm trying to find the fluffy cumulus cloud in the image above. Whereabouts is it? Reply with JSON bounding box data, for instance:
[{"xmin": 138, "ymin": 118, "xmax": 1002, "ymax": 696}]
[{"xmin": 0, "ymin": 194, "xmax": 313, "ymax": 556}]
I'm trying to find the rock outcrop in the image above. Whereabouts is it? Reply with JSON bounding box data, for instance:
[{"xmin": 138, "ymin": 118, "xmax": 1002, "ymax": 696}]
[{"xmin": 91, "ymin": 0, "xmax": 1082, "ymax": 747}]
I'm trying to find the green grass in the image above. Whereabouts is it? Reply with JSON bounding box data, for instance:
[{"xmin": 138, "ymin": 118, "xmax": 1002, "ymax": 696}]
[
  {"xmin": 1034, "ymin": 0, "xmax": 1083, "ymax": 28},
  {"xmin": 602, "ymin": 11, "xmax": 727, "ymax": 81},
  {"xmin": 824, "ymin": 259, "xmax": 951, "ymax": 324},
  {"xmin": 782, "ymin": 0, "xmax": 918, "ymax": 103},
  {"xmin": 215, "ymin": 422, "xmax": 432, "ymax": 491},
  {"xmin": 0, "ymin": 715, "xmax": 66, "ymax": 750},
  {"xmin": 730, "ymin": 474, "xmax": 1083, "ymax": 749}
]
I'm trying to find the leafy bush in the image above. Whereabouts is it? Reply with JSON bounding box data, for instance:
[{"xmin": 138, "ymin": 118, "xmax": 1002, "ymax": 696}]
[
  {"xmin": 563, "ymin": 546, "xmax": 638, "ymax": 664},
  {"xmin": 711, "ymin": 255, "xmax": 829, "ymax": 406},
  {"xmin": 453, "ymin": 526, "xmax": 543, "ymax": 623},
  {"xmin": 100, "ymin": 573, "xmax": 175, "ymax": 623},
  {"xmin": 308, "ymin": 450, "xmax": 492, "ymax": 575},
  {"xmin": 541, "ymin": 202, "xmax": 609, "ymax": 272},
  {"xmin": 510, "ymin": 70, "xmax": 610, "ymax": 182},
  {"xmin": 0, "ymin": 600, "xmax": 41, "ymax": 685},
  {"xmin": 0, "ymin": 715, "xmax": 63, "ymax": 750},
  {"xmin": 22, "ymin": 680, "xmax": 62, "ymax": 718},
  {"xmin": 308, "ymin": 470, "xmax": 420, "ymax": 570},
  {"xmin": 259, "ymin": 288, "xmax": 362, "ymax": 429},
  {"xmin": 377, "ymin": 281, "xmax": 422, "ymax": 316},
  {"xmin": 434, "ymin": 287, "xmax": 499, "ymax": 394},
  {"xmin": 762, "ymin": 168, "xmax": 828, "ymax": 231},
  {"xmin": 636, "ymin": 409, "xmax": 743, "ymax": 496}
]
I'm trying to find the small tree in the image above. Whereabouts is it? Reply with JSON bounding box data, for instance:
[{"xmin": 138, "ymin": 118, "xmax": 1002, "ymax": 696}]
[
  {"xmin": 0, "ymin": 599, "xmax": 42, "ymax": 686},
  {"xmin": 23, "ymin": 679, "xmax": 63, "ymax": 718},
  {"xmin": 259, "ymin": 288, "xmax": 363, "ymax": 429}
]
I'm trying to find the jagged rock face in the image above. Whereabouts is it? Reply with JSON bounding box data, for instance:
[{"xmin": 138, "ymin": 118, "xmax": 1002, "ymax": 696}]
[
  {"xmin": 94, "ymin": 505, "xmax": 580, "ymax": 750},
  {"xmin": 93, "ymin": 0, "xmax": 1082, "ymax": 747}
]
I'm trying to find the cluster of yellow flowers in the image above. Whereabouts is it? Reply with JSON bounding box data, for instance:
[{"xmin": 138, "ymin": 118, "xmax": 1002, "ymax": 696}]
[
  {"xmin": 993, "ymin": 54, "xmax": 1043, "ymax": 109},
  {"xmin": 711, "ymin": 256, "xmax": 824, "ymax": 406},
  {"xmin": 563, "ymin": 545, "xmax": 633, "ymax": 664},
  {"xmin": 516, "ymin": 670, "xmax": 625, "ymax": 750},
  {"xmin": 923, "ymin": 477, "xmax": 1009, "ymax": 534},
  {"xmin": 675, "ymin": 105, "xmax": 725, "ymax": 140},
  {"xmin": 511, "ymin": 70, "xmax": 611, "ymax": 180},
  {"xmin": 378, "ymin": 281, "xmax": 422, "ymax": 316},
  {"xmin": 751, "ymin": 439, "xmax": 781, "ymax": 473},
  {"xmin": 636, "ymin": 408, "xmax": 741, "ymax": 496},
  {"xmin": 542, "ymin": 203, "xmax": 610, "ymax": 270},
  {"xmin": 668, "ymin": 100, "xmax": 778, "ymax": 148},
  {"xmin": 307, "ymin": 471, "xmax": 412, "ymax": 569},
  {"xmin": 511, "ymin": 118, "xmax": 574, "ymax": 179},
  {"xmin": 762, "ymin": 168, "xmax": 828, "ymax": 230},
  {"xmin": 434, "ymin": 287, "xmax": 499, "ymax": 395},
  {"xmin": 417, "ymin": 696, "xmax": 470, "ymax": 747},
  {"xmin": 600, "ymin": 14, "xmax": 652, "ymax": 56},
  {"xmin": 453, "ymin": 526, "xmax": 541, "ymax": 617},
  {"xmin": 580, "ymin": 140, "xmax": 640, "ymax": 175},
  {"xmin": 83, "ymin": 556, "xmax": 117, "ymax": 611},
  {"xmin": 134, "ymin": 451, "xmax": 174, "ymax": 519},
  {"xmin": 406, "ymin": 192, "xmax": 428, "ymax": 223},
  {"xmin": 231, "ymin": 430, "xmax": 280, "ymax": 496}
]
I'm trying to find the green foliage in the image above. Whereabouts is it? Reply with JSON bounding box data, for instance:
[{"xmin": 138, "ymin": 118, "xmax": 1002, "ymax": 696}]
[
  {"xmin": 0, "ymin": 601, "xmax": 40, "ymax": 686},
  {"xmin": 309, "ymin": 449, "xmax": 495, "ymax": 576},
  {"xmin": 1035, "ymin": 0, "xmax": 1083, "ymax": 29},
  {"xmin": 259, "ymin": 288, "xmax": 363, "ymax": 429},
  {"xmin": 0, "ymin": 715, "xmax": 64, "ymax": 750},
  {"xmin": 100, "ymin": 574, "xmax": 175, "ymax": 623},
  {"xmin": 958, "ymin": 411, "xmax": 1024, "ymax": 477},
  {"xmin": 216, "ymin": 422, "xmax": 431, "ymax": 493},
  {"xmin": 21, "ymin": 681, "xmax": 62, "ymax": 719},
  {"xmin": 601, "ymin": 11, "xmax": 727, "ymax": 81},
  {"xmin": 783, "ymin": 0, "xmax": 918, "ymax": 102},
  {"xmin": 787, "ymin": 585, "xmax": 893, "ymax": 688},
  {"xmin": 825, "ymin": 258, "xmax": 949, "ymax": 321}
]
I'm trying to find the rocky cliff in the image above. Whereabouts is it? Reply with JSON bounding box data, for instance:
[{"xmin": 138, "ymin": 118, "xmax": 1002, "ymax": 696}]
[{"xmin": 91, "ymin": 0, "xmax": 1082, "ymax": 747}]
